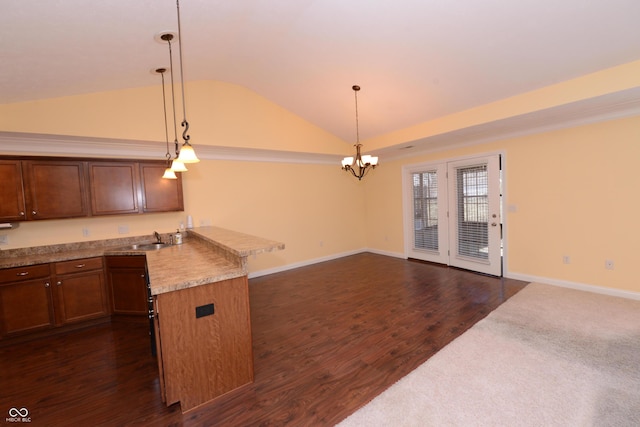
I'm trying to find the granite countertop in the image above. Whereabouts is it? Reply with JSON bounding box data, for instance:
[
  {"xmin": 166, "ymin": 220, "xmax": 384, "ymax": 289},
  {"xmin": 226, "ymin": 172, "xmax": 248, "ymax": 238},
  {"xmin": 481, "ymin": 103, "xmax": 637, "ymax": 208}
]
[
  {"xmin": 0, "ymin": 226, "xmax": 285, "ymax": 296},
  {"xmin": 190, "ymin": 226, "xmax": 285, "ymax": 257},
  {"xmin": 143, "ymin": 239, "xmax": 245, "ymax": 295}
]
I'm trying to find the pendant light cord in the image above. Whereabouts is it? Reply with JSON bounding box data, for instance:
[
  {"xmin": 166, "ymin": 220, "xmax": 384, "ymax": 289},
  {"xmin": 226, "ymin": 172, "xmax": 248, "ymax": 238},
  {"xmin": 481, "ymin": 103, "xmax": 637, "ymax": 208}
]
[
  {"xmin": 159, "ymin": 70, "xmax": 171, "ymax": 163},
  {"xmin": 165, "ymin": 36, "xmax": 180, "ymax": 157},
  {"xmin": 176, "ymin": 0, "xmax": 191, "ymax": 143}
]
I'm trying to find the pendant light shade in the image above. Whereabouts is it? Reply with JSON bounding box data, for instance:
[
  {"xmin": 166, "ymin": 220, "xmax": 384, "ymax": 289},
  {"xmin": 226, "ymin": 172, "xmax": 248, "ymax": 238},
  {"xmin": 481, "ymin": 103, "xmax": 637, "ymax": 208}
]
[
  {"xmin": 162, "ymin": 168, "xmax": 178, "ymax": 179},
  {"xmin": 170, "ymin": 159, "xmax": 188, "ymax": 172},
  {"xmin": 176, "ymin": 141, "xmax": 199, "ymax": 163}
]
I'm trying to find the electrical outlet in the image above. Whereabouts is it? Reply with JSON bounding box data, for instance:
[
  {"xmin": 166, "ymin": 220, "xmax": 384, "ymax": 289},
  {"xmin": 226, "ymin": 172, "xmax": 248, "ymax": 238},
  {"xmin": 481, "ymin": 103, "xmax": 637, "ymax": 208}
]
[
  {"xmin": 82, "ymin": 228, "xmax": 90, "ymax": 237},
  {"xmin": 562, "ymin": 255, "xmax": 570, "ymax": 264},
  {"xmin": 0, "ymin": 234, "xmax": 8, "ymax": 245},
  {"xmin": 605, "ymin": 260, "xmax": 614, "ymax": 270},
  {"xmin": 118, "ymin": 225, "xmax": 129, "ymax": 234}
]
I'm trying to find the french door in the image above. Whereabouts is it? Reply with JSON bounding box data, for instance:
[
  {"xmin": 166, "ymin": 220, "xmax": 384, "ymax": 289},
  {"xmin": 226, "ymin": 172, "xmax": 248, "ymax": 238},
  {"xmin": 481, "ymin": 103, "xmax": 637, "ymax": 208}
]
[{"xmin": 404, "ymin": 154, "xmax": 502, "ymax": 276}]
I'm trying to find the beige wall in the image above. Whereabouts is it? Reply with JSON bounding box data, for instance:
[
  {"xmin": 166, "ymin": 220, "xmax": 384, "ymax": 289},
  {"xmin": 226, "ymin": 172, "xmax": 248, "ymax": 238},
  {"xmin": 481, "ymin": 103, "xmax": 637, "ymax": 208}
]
[
  {"xmin": 363, "ymin": 115, "xmax": 640, "ymax": 294},
  {"xmin": 0, "ymin": 159, "xmax": 366, "ymax": 274},
  {"xmin": 0, "ymin": 81, "xmax": 366, "ymax": 274},
  {"xmin": 1, "ymin": 67, "xmax": 638, "ymax": 295},
  {"xmin": 0, "ymin": 80, "xmax": 348, "ymax": 155},
  {"xmin": 181, "ymin": 159, "xmax": 366, "ymax": 272}
]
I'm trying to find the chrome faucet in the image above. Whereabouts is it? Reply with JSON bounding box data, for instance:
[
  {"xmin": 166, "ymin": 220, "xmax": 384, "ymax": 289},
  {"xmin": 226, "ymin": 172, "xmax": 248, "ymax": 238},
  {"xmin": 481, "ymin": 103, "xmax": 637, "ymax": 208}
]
[{"xmin": 154, "ymin": 231, "xmax": 162, "ymax": 243}]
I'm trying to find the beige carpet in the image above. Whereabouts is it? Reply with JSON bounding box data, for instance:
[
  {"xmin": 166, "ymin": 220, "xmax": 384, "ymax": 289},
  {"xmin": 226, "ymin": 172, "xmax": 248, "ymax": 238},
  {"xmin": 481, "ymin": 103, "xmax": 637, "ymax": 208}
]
[{"xmin": 337, "ymin": 283, "xmax": 640, "ymax": 427}]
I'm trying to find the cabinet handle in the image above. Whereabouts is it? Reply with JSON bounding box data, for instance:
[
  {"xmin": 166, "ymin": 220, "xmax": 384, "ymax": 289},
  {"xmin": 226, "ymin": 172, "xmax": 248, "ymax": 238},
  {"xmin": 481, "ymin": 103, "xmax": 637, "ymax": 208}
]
[
  {"xmin": 19, "ymin": 211, "xmax": 25, "ymax": 216},
  {"xmin": 140, "ymin": 274, "xmax": 145, "ymax": 278},
  {"xmin": 32, "ymin": 210, "xmax": 37, "ymax": 215},
  {"xmin": 75, "ymin": 264, "xmax": 86, "ymax": 268},
  {"xmin": 45, "ymin": 282, "xmax": 50, "ymax": 288},
  {"xmin": 57, "ymin": 281, "xmax": 62, "ymax": 286},
  {"xmin": 16, "ymin": 271, "xmax": 29, "ymax": 276}
]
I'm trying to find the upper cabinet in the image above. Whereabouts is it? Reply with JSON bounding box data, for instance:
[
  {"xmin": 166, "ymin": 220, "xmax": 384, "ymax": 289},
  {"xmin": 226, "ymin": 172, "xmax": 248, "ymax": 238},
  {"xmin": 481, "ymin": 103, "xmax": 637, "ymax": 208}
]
[
  {"xmin": 23, "ymin": 160, "xmax": 89, "ymax": 220},
  {"xmin": 0, "ymin": 160, "xmax": 26, "ymax": 222},
  {"xmin": 89, "ymin": 162, "xmax": 140, "ymax": 216},
  {"xmin": 139, "ymin": 163, "xmax": 184, "ymax": 213},
  {"xmin": 0, "ymin": 156, "xmax": 184, "ymax": 223}
]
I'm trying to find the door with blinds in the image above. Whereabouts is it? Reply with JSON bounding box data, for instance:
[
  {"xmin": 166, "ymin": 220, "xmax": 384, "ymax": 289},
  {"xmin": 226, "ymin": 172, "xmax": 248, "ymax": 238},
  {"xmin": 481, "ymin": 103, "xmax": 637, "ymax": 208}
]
[
  {"xmin": 404, "ymin": 154, "xmax": 502, "ymax": 276},
  {"xmin": 405, "ymin": 163, "xmax": 449, "ymax": 265}
]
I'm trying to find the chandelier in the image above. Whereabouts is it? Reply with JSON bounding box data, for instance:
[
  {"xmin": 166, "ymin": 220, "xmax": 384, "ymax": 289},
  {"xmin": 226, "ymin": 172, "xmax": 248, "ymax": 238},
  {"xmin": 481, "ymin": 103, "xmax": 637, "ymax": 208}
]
[{"xmin": 341, "ymin": 85, "xmax": 378, "ymax": 180}]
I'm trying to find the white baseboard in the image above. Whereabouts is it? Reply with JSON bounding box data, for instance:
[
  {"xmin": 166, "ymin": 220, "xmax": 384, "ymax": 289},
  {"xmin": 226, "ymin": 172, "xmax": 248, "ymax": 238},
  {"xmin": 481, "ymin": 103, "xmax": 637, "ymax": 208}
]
[
  {"xmin": 364, "ymin": 248, "xmax": 406, "ymax": 259},
  {"xmin": 506, "ymin": 272, "xmax": 640, "ymax": 301},
  {"xmin": 248, "ymin": 249, "xmax": 367, "ymax": 279},
  {"xmin": 248, "ymin": 248, "xmax": 405, "ymax": 279},
  {"xmin": 250, "ymin": 252, "xmax": 640, "ymax": 302}
]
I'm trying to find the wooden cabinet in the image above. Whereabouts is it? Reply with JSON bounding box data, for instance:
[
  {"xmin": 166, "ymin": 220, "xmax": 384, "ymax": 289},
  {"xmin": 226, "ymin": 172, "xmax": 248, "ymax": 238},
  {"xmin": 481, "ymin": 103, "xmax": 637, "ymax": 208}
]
[
  {"xmin": 0, "ymin": 264, "xmax": 54, "ymax": 337},
  {"xmin": 106, "ymin": 256, "xmax": 148, "ymax": 316},
  {"xmin": 23, "ymin": 160, "xmax": 89, "ymax": 220},
  {"xmin": 140, "ymin": 163, "xmax": 183, "ymax": 213},
  {"xmin": 0, "ymin": 160, "xmax": 27, "ymax": 222},
  {"xmin": 88, "ymin": 162, "xmax": 140, "ymax": 216},
  {"xmin": 0, "ymin": 156, "xmax": 184, "ymax": 222},
  {"xmin": 53, "ymin": 257, "xmax": 108, "ymax": 325}
]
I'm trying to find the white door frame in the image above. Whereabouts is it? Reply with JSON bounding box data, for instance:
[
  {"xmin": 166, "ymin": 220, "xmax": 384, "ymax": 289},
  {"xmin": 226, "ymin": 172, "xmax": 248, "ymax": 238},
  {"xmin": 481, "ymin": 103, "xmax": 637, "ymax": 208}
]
[{"xmin": 402, "ymin": 151, "xmax": 505, "ymax": 276}]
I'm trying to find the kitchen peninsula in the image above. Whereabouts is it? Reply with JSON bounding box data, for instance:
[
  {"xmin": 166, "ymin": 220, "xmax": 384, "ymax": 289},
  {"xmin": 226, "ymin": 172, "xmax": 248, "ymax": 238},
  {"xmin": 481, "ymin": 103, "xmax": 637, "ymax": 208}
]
[
  {"xmin": 141, "ymin": 226, "xmax": 284, "ymax": 412},
  {"xmin": 0, "ymin": 226, "xmax": 284, "ymax": 413}
]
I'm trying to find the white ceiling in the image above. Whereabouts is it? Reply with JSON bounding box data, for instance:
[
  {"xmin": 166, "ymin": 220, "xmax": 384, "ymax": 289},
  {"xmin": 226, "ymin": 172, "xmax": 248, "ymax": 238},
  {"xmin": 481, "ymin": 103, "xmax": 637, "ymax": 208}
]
[{"xmin": 2, "ymin": 0, "xmax": 640, "ymax": 144}]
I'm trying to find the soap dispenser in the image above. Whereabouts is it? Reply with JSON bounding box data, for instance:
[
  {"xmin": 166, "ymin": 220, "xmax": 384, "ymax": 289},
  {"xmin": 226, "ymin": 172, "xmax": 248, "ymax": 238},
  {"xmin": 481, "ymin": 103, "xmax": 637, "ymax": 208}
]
[{"xmin": 174, "ymin": 229, "xmax": 183, "ymax": 245}]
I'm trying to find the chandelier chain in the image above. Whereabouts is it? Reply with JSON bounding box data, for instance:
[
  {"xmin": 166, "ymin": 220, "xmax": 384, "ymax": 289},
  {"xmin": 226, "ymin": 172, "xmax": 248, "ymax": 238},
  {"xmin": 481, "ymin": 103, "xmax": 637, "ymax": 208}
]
[{"xmin": 354, "ymin": 86, "xmax": 360, "ymax": 146}]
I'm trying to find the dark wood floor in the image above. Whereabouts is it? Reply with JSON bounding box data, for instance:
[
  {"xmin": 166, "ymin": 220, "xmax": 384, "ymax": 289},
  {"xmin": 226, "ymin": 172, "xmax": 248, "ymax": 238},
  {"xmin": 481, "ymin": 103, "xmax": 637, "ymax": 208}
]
[{"xmin": 0, "ymin": 253, "xmax": 527, "ymax": 426}]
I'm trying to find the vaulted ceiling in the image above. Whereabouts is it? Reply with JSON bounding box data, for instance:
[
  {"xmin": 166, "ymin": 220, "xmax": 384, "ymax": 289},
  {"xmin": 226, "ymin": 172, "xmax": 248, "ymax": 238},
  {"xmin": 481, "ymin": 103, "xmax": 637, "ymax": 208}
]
[{"xmin": 2, "ymin": 0, "xmax": 640, "ymax": 145}]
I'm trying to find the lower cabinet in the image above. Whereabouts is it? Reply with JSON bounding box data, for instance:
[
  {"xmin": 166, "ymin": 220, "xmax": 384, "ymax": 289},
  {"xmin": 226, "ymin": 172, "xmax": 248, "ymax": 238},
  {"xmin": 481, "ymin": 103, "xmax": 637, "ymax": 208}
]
[
  {"xmin": 106, "ymin": 255, "xmax": 148, "ymax": 316},
  {"xmin": 0, "ymin": 264, "xmax": 54, "ymax": 337},
  {"xmin": 0, "ymin": 258, "xmax": 110, "ymax": 339},
  {"xmin": 53, "ymin": 257, "xmax": 108, "ymax": 325}
]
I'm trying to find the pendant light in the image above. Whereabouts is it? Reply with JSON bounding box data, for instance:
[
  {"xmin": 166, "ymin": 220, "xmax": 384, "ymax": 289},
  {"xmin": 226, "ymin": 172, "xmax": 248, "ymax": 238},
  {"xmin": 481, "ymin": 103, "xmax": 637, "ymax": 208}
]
[
  {"xmin": 174, "ymin": 0, "xmax": 199, "ymax": 163},
  {"xmin": 341, "ymin": 85, "xmax": 378, "ymax": 180},
  {"xmin": 159, "ymin": 32, "xmax": 188, "ymax": 173},
  {"xmin": 155, "ymin": 68, "xmax": 177, "ymax": 180}
]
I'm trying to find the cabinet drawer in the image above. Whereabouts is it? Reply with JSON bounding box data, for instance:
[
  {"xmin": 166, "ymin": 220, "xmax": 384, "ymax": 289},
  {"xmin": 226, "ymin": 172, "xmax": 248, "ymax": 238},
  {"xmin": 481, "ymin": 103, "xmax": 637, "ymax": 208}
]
[
  {"xmin": 105, "ymin": 255, "xmax": 146, "ymax": 269},
  {"xmin": 0, "ymin": 264, "xmax": 51, "ymax": 284},
  {"xmin": 55, "ymin": 257, "xmax": 104, "ymax": 275}
]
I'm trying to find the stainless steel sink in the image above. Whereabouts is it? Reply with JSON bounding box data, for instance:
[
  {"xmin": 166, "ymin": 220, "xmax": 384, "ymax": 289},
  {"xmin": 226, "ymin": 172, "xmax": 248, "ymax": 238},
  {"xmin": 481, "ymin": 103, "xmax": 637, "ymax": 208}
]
[{"xmin": 127, "ymin": 243, "xmax": 172, "ymax": 251}]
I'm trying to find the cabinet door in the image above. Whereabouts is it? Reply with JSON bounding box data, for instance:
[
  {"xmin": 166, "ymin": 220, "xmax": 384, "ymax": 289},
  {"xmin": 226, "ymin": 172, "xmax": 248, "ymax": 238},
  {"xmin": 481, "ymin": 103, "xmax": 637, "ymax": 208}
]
[
  {"xmin": 0, "ymin": 160, "xmax": 27, "ymax": 222},
  {"xmin": 0, "ymin": 279, "xmax": 54, "ymax": 336},
  {"xmin": 139, "ymin": 163, "xmax": 184, "ymax": 213},
  {"xmin": 55, "ymin": 271, "xmax": 108, "ymax": 324},
  {"xmin": 54, "ymin": 257, "xmax": 108, "ymax": 325},
  {"xmin": 107, "ymin": 257, "xmax": 148, "ymax": 315},
  {"xmin": 88, "ymin": 162, "xmax": 140, "ymax": 216},
  {"xmin": 23, "ymin": 160, "xmax": 88, "ymax": 220}
]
